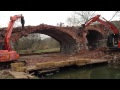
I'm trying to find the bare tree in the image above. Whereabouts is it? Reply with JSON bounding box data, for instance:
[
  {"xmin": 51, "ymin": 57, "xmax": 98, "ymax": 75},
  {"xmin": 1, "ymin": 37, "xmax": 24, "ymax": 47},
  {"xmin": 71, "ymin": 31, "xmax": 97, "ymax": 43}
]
[{"xmin": 66, "ymin": 11, "xmax": 96, "ymax": 26}]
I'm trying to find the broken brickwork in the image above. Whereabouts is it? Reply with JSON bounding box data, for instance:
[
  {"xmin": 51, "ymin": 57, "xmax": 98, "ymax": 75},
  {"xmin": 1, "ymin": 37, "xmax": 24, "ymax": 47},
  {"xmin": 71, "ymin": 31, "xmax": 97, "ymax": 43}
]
[{"xmin": 0, "ymin": 24, "xmax": 110, "ymax": 54}]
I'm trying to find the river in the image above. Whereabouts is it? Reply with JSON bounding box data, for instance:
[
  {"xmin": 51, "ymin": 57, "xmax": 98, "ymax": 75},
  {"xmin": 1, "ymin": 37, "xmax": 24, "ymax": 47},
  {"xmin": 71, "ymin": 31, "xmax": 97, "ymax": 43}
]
[{"xmin": 38, "ymin": 64, "xmax": 120, "ymax": 79}]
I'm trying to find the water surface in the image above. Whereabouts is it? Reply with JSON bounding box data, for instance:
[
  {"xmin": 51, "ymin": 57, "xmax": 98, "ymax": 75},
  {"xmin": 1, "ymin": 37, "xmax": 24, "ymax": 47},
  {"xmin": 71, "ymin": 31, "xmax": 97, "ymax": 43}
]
[{"xmin": 41, "ymin": 64, "xmax": 120, "ymax": 79}]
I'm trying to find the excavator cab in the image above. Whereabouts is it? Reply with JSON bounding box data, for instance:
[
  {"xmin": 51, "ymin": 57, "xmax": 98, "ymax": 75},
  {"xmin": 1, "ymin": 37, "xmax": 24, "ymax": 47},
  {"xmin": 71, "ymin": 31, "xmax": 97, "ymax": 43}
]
[
  {"xmin": 107, "ymin": 34, "xmax": 120, "ymax": 49},
  {"xmin": 0, "ymin": 35, "xmax": 5, "ymax": 50},
  {"xmin": 0, "ymin": 43, "xmax": 5, "ymax": 50},
  {"xmin": 0, "ymin": 43, "xmax": 2, "ymax": 50}
]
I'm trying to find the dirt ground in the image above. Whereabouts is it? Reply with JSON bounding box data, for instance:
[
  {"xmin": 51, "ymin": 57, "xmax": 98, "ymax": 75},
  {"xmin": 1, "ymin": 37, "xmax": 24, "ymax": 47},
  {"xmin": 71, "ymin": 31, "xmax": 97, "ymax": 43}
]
[
  {"xmin": 1, "ymin": 47, "xmax": 120, "ymax": 79},
  {"xmin": 0, "ymin": 70, "xmax": 14, "ymax": 79},
  {"xmin": 18, "ymin": 48, "xmax": 114, "ymax": 67}
]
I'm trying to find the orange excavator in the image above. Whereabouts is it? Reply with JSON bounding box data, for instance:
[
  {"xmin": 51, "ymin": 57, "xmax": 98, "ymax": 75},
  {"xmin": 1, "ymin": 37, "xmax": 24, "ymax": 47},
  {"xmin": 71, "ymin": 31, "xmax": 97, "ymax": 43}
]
[
  {"xmin": 0, "ymin": 14, "xmax": 25, "ymax": 65},
  {"xmin": 81, "ymin": 15, "xmax": 120, "ymax": 50}
]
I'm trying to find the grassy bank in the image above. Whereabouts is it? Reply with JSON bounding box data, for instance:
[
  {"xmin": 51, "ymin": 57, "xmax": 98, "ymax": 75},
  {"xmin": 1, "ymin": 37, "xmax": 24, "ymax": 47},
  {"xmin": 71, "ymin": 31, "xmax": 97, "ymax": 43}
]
[{"xmin": 19, "ymin": 48, "xmax": 60, "ymax": 54}]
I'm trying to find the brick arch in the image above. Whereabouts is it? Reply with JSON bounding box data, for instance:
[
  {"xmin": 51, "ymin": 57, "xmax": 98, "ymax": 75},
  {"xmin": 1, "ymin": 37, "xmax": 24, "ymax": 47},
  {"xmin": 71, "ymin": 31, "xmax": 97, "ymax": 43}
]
[
  {"xmin": 10, "ymin": 24, "xmax": 82, "ymax": 54},
  {"xmin": 84, "ymin": 25, "xmax": 108, "ymax": 50},
  {"xmin": 85, "ymin": 25, "xmax": 104, "ymax": 35},
  {"xmin": 0, "ymin": 24, "xmax": 109, "ymax": 54}
]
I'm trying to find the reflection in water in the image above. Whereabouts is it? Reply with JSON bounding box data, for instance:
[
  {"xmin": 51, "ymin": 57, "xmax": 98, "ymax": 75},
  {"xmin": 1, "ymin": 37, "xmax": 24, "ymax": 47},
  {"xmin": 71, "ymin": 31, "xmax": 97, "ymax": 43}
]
[{"xmin": 42, "ymin": 65, "xmax": 120, "ymax": 79}]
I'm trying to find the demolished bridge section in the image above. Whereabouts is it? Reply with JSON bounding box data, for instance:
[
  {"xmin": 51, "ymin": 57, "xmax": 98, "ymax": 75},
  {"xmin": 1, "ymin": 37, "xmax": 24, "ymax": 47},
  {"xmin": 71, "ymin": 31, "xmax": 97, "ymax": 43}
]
[{"xmin": 0, "ymin": 24, "xmax": 109, "ymax": 54}]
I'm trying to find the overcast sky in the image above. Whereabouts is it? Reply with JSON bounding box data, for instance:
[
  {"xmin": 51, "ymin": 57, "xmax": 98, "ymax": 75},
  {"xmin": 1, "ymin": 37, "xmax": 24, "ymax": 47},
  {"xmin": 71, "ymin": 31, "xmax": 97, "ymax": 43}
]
[{"xmin": 0, "ymin": 11, "xmax": 119, "ymax": 28}]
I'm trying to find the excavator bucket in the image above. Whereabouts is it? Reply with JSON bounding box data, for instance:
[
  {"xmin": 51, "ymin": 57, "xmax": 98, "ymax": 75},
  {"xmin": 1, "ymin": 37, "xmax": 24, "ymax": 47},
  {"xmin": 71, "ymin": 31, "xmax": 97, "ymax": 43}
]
[{"xmin": 21, "ymin": 15, "xmax": 25, "ymax": 29}]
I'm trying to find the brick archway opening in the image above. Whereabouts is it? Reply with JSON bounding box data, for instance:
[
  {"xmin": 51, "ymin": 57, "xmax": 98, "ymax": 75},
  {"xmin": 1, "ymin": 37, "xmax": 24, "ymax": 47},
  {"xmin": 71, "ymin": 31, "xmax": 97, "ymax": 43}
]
[
  {"xmin": 86, "ymin": 30, "xmax": 103, "ymax": 50},
  {"xmin": 27, "ymin": 29, "xmax": 77, "ymax": 54}
]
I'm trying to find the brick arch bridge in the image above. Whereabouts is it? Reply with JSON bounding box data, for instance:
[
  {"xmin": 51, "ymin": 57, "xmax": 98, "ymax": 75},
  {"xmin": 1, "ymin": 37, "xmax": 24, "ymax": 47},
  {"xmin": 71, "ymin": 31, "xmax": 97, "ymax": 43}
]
[{"xmin": 0, "ymin": 24, "xmax": 109, "ymax": 54}]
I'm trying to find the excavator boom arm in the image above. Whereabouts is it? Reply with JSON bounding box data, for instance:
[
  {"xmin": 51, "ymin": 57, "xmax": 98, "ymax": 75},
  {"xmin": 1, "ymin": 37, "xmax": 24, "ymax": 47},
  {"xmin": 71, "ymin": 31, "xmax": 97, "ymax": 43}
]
[
  {"xmin": 4, "ymin": 15, "xmax": 24, "ymax": 51},
  {"xmin": 85, "ymin": 15, "xmax": 101, "ymax": 27},
  {"xmin": 84, "ymin": 15, "xmax": 119, "ymax": 34}
]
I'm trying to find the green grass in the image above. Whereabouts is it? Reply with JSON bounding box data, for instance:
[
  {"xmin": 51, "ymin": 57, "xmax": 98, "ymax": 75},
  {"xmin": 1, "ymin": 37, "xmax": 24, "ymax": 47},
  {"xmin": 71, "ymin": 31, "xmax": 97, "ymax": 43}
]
[
  {"xmin": 35, "ymin": 48, "xmax": 60, "ymax": 53},
  {"xmin": 19, "ymin": 48, "xmax": 60, "ymax": 54}
]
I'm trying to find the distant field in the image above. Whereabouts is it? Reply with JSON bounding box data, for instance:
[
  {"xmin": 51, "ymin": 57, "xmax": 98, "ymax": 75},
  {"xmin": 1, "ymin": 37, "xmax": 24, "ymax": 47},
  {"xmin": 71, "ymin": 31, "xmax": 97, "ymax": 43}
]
[{"xmin": 19, "ymin": 48, "xmax": 60, "ymax": 54}]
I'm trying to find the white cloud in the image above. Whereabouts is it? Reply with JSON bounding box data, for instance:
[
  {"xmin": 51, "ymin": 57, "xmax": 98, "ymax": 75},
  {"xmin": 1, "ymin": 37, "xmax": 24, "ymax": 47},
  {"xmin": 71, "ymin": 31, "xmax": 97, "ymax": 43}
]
[
  {"xmin": 0, "ymin": 11, "xmax": 119, "ymax": 39},
  {"xmin": 0, "ymin": 11, "xmax": 119, "ymax": 28},
  {"xmin": 96, "ymin": 11, "xmax": 119, "ymax": 21},
  {"xmin": 0, "ymin": 11, "xmax": 72, "ymax": 27}
]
